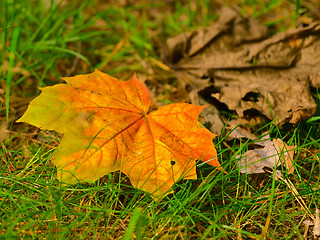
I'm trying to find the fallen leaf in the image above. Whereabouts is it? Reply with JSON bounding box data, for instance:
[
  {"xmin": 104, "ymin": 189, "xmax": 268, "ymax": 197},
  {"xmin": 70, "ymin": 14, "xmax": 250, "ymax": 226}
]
[
  {"xmin": 17, "ymin": 70, "xmax": 220, "ymax": 198},
  {"xmin": 225, "ymin": 122, "xmax": 257, "ymax": 141},
  {"xmin": 272, "ymin": 138, "xmax": 295, "ymax": 174},
  {"xmin": 314, "ymin": 209, "xmax": 320, "ymax": 237},
  {"xmin": 208, "ymin": 68, "xmax": 317, "ymax": 126},
  {"xmin": 236, "ymin": 134, "xmax": 295, "ymax": 176},
  {"xmin": 166, "ymin": 7, "xmax": 268, "ymax": 64},
  {"xmin": 165, "ymin": 7, "xmax": 319, "ymax": 128},
  {"xmin": 305, "ymin": 209, "xmax": 320, "ymax": 238},
  {"xmin": 198, "ymin": 97, "xmax": 225, "ymax": 135}
]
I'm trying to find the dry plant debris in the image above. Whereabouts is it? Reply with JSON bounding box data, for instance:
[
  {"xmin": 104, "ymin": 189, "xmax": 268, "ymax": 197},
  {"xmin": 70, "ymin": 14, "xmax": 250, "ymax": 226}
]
[
  {"xmin": 165, "ymin": 7, "xmax": 320, "ymax": 133},
  {"xmin": 236, "ymin": 134, "xmax": 295, "ymax": 177}
]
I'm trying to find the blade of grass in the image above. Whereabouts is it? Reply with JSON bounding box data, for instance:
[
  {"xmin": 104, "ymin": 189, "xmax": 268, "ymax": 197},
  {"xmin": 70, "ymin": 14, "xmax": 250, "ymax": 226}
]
[
  {"xmin": 20, "ymin": 45, "xmax": 92, "ymax": 67},
  {"xmin": 122, "ymin": 207, "xmax": 143, "ymax": 240},
  {"xmin": 6, "ymin": 27, "xmax": 20, "ymax": 120}
]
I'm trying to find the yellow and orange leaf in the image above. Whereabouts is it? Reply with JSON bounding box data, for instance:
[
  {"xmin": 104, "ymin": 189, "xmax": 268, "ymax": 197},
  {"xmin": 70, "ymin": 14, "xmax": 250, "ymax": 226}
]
[{"xmin": 17, "ymin": 70, "xmax": 220, "ymax": 198}]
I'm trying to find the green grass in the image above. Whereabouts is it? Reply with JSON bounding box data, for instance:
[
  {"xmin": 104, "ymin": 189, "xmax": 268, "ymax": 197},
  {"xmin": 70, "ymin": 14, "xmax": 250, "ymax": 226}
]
[
  {"xmin": 1, "ymin": 0, "xmax": 320, "ymax": 239},
  {"xmin": 2, "ymin": 122, "xmax": 320, "ymax": 239}
]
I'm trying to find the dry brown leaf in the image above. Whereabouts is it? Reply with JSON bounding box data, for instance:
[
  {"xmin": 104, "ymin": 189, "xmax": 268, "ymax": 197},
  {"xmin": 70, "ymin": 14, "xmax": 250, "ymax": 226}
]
[
  {"xmin": 304, "ymin": 209, "xmax": 320, "ymax": 238},
  {"xmin": 209, "ymin": 69, "xmax": 317, "ymax": 126},
  {"xmin": 315, "ymin": 209, "xmax": 320, "ymax": 238},
  {"xmin": 165, "ymin": 7, "xmax": 319, "ymax": 130},
  {"xmin": 166, "ymin": 7, "xmax": 268, "ymax": 64},
  {"xmin": 236, "ymin": 135, "xmax": 295, "ymax": 176},
  {"xmin": 273, "ymin": 138, "xmax": 295, "ymax": 174},
  {"xmin": 225, "ymin": 123, "xmax": 257, "ymax": 141}
]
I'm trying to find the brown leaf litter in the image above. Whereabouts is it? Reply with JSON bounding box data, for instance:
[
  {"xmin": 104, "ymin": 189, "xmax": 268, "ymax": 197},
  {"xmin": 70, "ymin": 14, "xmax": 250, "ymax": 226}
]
[
  {"xmin": 236, "ymin": 134, "xmax": 295, "ymax": 177},
  {"xmin": 164, "ymin": 7, "xmax": 319, "ymax": 133}
]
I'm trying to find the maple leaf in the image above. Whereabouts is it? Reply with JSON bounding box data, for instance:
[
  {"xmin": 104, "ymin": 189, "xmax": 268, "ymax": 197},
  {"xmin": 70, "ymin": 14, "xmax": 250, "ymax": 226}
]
[{"xmin": 17, "ymin": 70, "xmax": 220, "ymax": 198}]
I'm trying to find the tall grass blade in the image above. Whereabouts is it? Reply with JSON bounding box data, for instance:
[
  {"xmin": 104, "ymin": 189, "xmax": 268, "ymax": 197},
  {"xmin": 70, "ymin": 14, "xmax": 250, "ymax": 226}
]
[{"xmin": 6, "ymin": 27, "xmax": 20, "ymax": 120}]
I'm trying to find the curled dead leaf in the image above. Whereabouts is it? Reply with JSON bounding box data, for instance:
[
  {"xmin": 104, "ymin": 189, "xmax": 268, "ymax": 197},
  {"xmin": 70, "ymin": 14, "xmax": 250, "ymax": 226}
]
[
  {"xmin": 165, "ymin": 7, "xmax": 319, "ymax": 130},
  {"xmin": 236, "ymin": 134, "xmax": 295, "ymax": 176}
]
